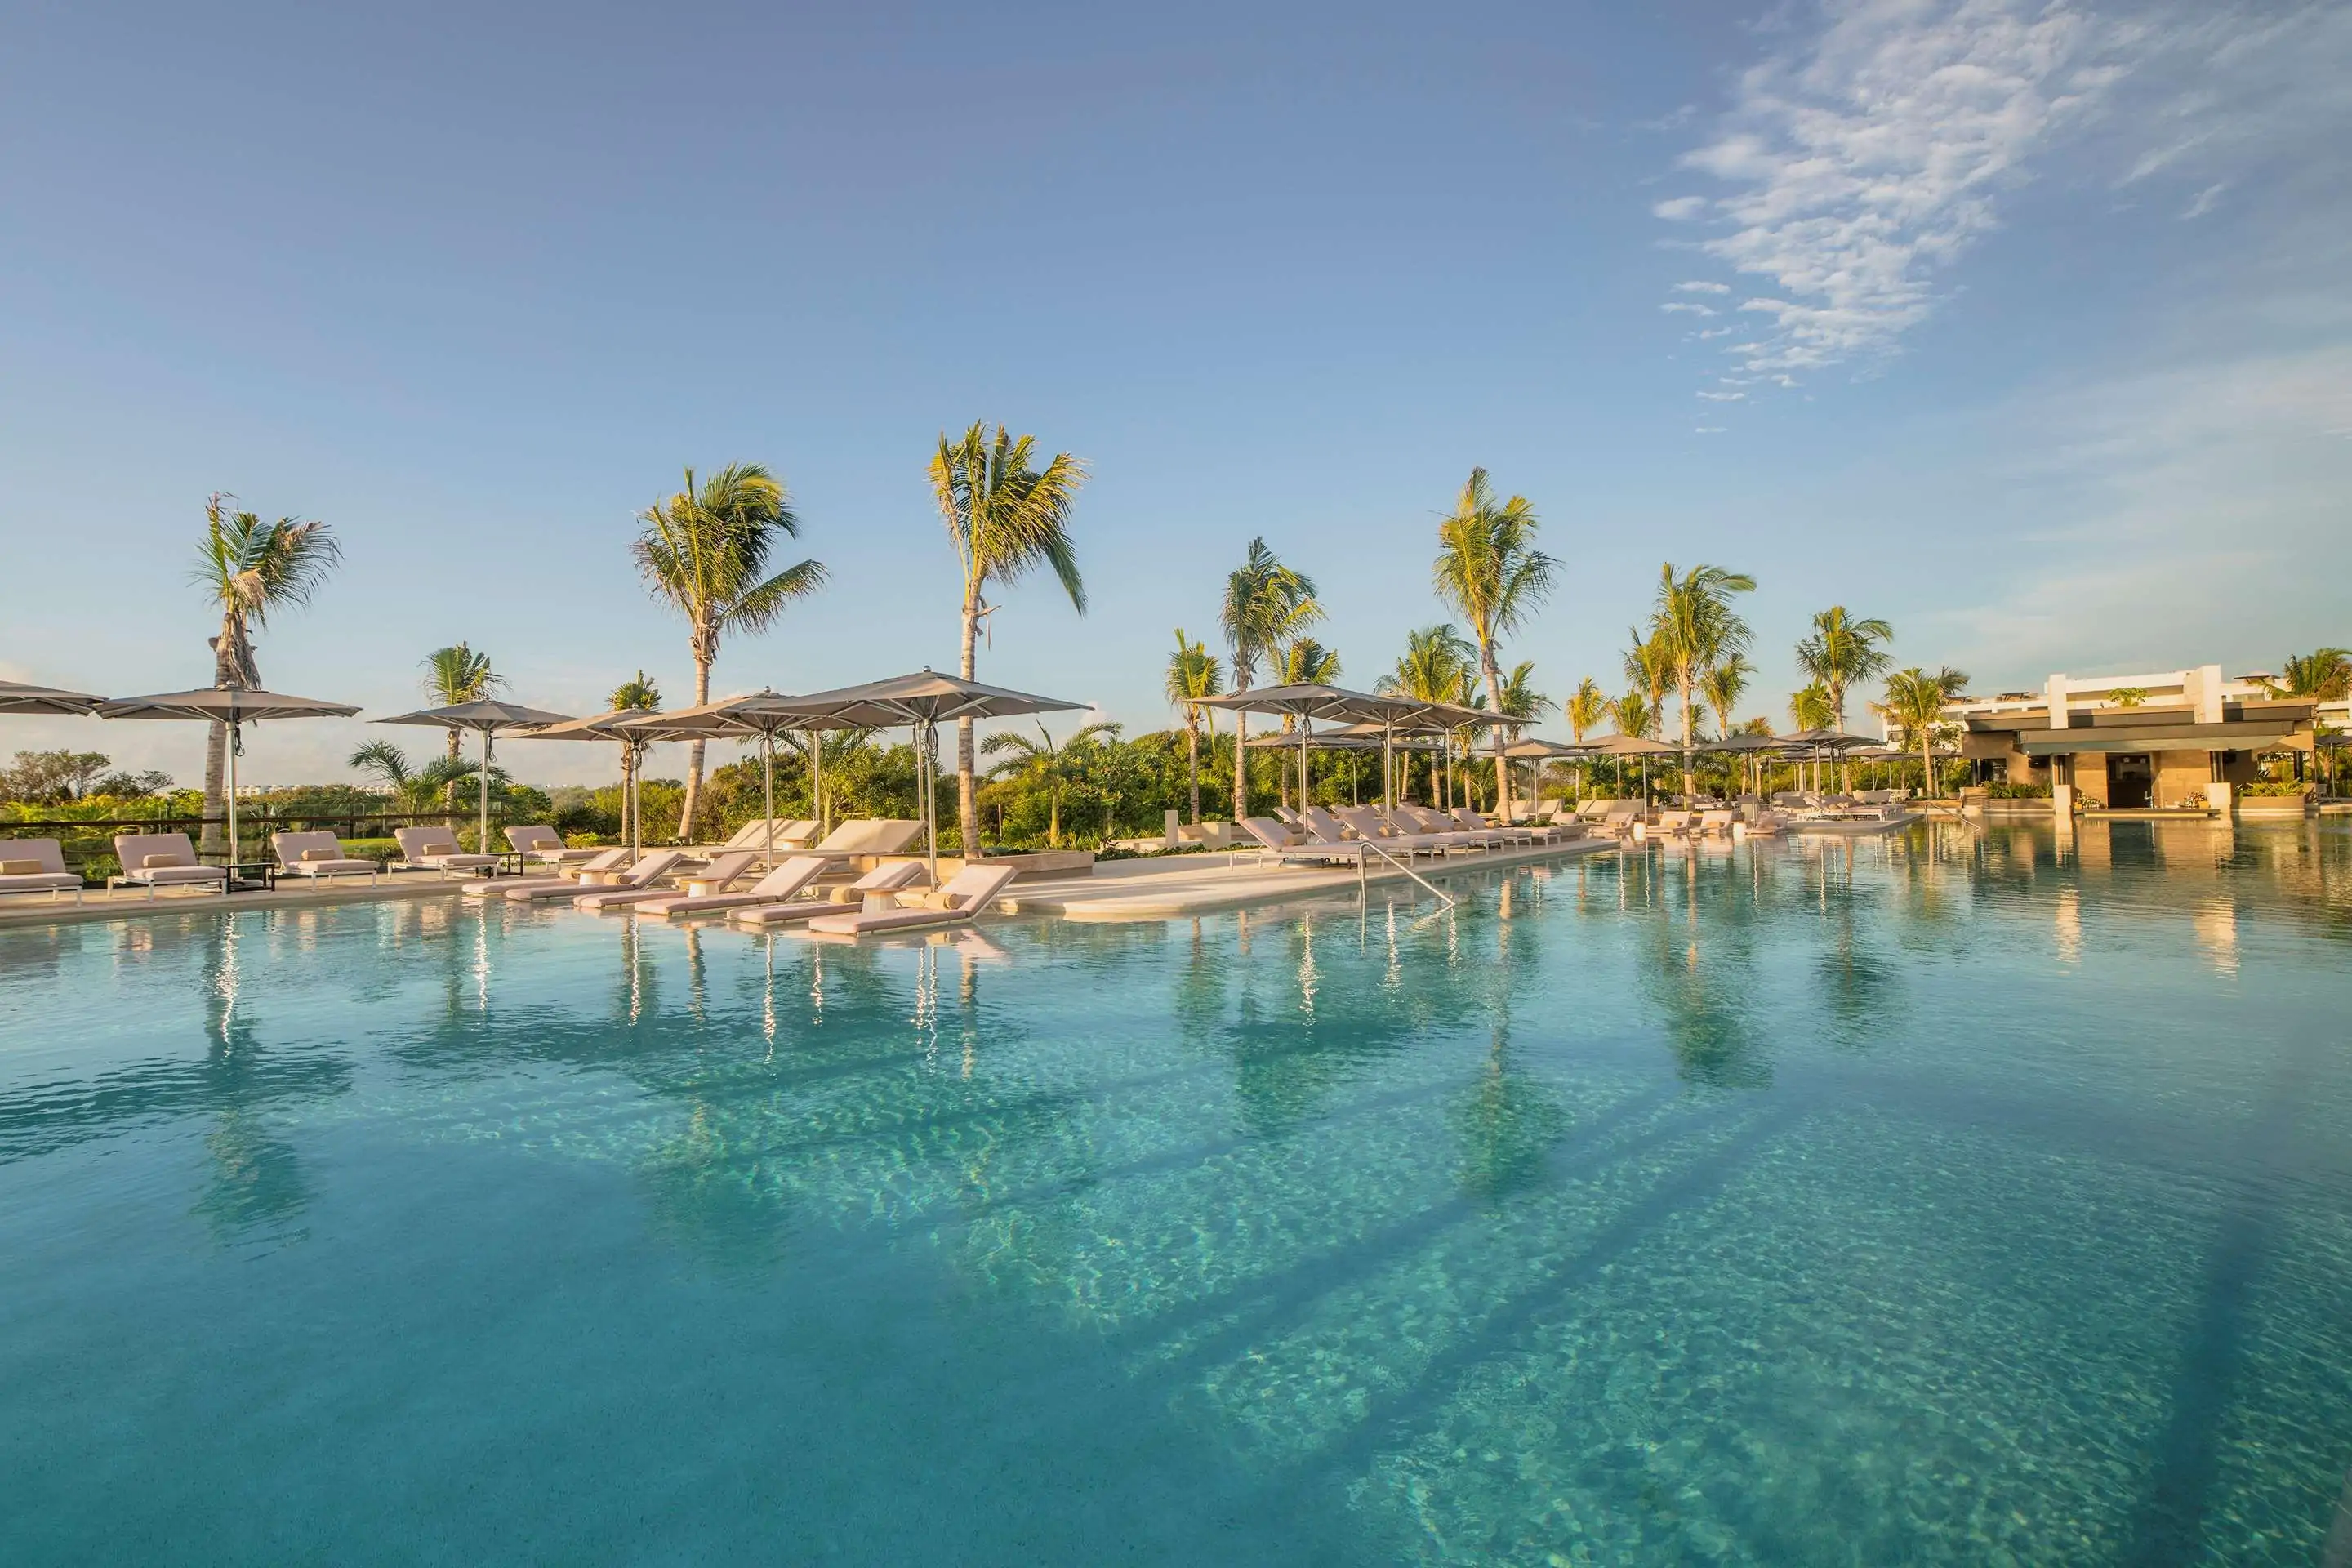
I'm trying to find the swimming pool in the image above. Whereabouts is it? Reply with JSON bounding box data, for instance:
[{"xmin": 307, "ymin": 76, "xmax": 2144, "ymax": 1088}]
[{"xmin": 3, "ymin": 820, "xmax": 2348, "ymax": 1563}]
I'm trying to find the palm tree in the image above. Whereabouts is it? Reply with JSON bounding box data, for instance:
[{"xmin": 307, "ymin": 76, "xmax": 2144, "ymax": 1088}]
[
  {"xmin": 1789, "ymin": 682, "xmax": 1836, "ymax": 731},
  {"xmin": 1650, "ymin": 562, "xmax": 1756, "ymax": 796},
  {"xmin": 1795, "ymin": 607, "xmax": 1894, "ymax": 788},
  {"xmin": 348, "ymin": 741, "xmax": 484, "ymax": 815},
  {"xmin": 420, "ymin": 643, "xmax": 503, "ymax": 824},
  {"xmin": 1380, "ymin": 624, "xmax": 1473, "ymax": 806},
  {"xmin": 1613, "ymin": 690, "xmax": 1660, "ymax": 738},
  {"xmin": 1794, "ymin": 607, "xmax": 1895, "ymax": 731},
  {"xmin": 633, "ymin": 463, "xmax": 826, "ymax": 839},
  {"xmin": 982, "ymin": 720, "xmax": 1121, "ymax": 848},
  {"xmin": 1701, "ymin": 653, "xmax": 1753, "ymax": 741},
  {"xmin": 1566, "ymin": 677, "xmax": 1609, "ymax": 743},
  {"xmin": 1219, "ymin": 539, "xmax": 1322, "ymax": 822},
  {"xmin": 609, "ymin": 670, "xmax": 662, "ymax": 850},
  {"xmin": 1624, "ymin": 626, "xmax": 1671, "ymax": 726},
  {"xmin": 1566, "ymin": 675, "xmax": 1610, "ymax": 800},
  {"xmin": 932, "ymin": 422, "xmax": 1089, "ymax": 856},
  {"xmin": 192, "ymin": 494, "xmax": 341, "ymax": 849},
  {"xmin": 1874, "ymin": 666, "xmax": 1970, "ymax": 798},
  {"xmin": 1432, "ymin": 468, "xmax": 1557, "ymax": 822},
  {"xmin": 1165, "ymin": 630, "xmax": 1223, "ymax": 825},
  {"xmin": 2260, "ymin": 648, "xmax": 2352, "ymax": 702}
]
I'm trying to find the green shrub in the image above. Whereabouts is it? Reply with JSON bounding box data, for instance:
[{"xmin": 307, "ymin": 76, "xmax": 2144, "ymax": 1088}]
[
  {"xmin": 1984, "ymin": 781, "xmax": 2051, "ymax": 799},
  {"xmin": 2238, "ymin": 780, "xmax": 2310, "ymax": 797}
]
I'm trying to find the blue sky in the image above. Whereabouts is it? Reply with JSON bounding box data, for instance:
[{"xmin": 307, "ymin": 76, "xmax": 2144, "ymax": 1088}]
[{"xmin": 2, "ymin": 0, "xmax": 2346, "ymax": 785}]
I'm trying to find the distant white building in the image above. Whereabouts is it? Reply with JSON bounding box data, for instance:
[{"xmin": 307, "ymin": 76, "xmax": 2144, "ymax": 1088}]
[{"xmin": 1913, "ymin": 665, "xmax": 2335, "ymax": 808}]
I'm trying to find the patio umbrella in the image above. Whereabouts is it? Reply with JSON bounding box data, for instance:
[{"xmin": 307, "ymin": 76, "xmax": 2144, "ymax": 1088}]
[
  {"xmin": 1700, "ymin": 732, "xmax": 1783, "ymax": 798},
  {"xmin": 96, "ymin": 688, "xmax": 361, "ymax": 870},
  {"xmin": 0, "ymin": 679, "xmax": 105, "ymax": 715},
  {"xmin": 1576, "ymin": 732, "xmax": 1676, "ymax": 800},
  {"xmin": 1201, "ymin": 684, "xmax": 1406, "ymax": 816},
  {"xmin": 1501, "ymin": 737, "xmax": 1579, "ymax": 817},
  {"xmin": 1775, "ymin": 728, "xmax": 1875, "ymax": 791},
  {"xmin": 518, "ymin": 709, "xmax": 702, "ymax": 861},
  {"xmin": 760, "ymin": 670, "xmax": 1085, "ymax": 882},
  {"xmin": 618, "ymin": 690, "xmax": 824, "ymax": 869},
  {"xmin": 378, "ymin": 699, "xmax": 574, "ymax": 862},
  {"xmin": 1208, "ymin": 686, "xmax": 1486, "ymax": 812}
]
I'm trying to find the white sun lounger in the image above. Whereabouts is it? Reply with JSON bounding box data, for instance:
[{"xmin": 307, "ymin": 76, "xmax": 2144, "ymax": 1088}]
[
  {"xmin": 804, "ymin": 862, "xmax": 1022, "ymax": 937},
  {"xmin": 498, "ymin": 849, "xmax": 683, "ymax": 903},
  {"xmin": 108, "ymin": 833, "xmax": 229, "ymax": 898},
  {"xmin": 0, "ymin": 839, "xmax": 84, "ymax": 904},
  {"xmin": 506, "ymin": 824, "xmax": 601, "ymax": 867},
  {"xmin": 728, "ymin": 860, "xmax": 924, "ymax": 927},
  {"xmin": 632, "ymin": 854, "xmax": 831, "ymax": 920},
  {"xmin": 574, "ymin": 849, "xmax": 758, "ymax": 911},
  {"xmin": 270, "ymin": 830, "xmax": 381, "ymax": 885},
  {"xmin": 394, "ymin": 826, "xmax": 501, "ymax": 878},
  {"xmin": 461, "ymin": 846, "xmax": 630, "ymax": 898}
]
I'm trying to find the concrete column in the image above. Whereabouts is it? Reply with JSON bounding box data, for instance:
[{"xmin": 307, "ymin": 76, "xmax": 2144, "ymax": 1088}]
[
  {"xmin": 2047, "ymin": 673, "xmax": 2071, "ymax": 730},
  {"xmin": 1163, "ymin": 808, "xmax": 1180, "ymax": 850}
]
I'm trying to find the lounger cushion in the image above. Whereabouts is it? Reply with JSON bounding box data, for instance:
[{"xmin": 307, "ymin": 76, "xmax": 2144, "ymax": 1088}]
[
  {"xmin": 0, "ymin": 859, "xmax": 41, "ymax": 876},
  {"xmin": 141, "ymin": 853, "xmax": 187, "ymax": 869}
]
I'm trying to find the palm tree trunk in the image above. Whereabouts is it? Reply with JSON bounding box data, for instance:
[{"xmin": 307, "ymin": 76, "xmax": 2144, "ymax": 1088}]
[
  {"xmin": 676, "ymin": 655, "xmax": 711, "ymax": 841},
  {"xmin": 1232, "ymin": 713, "xmax": 1249, "ymax": 823},
  {"xmin": 1481, "ymin": 649, "xmax": 1512, "ymax": 822},
  {"xmin": 1833, "ymin": 684, "xmax": 1851, "ymax": 792},
  {"xmin": 958, "ymin": 590, "xmax": 982, "ymax": 856},
  {"xmin": 1678, "ymin": 676, "xmax": 1697, "ymax": 800},
  {"xmin": 1187, "ymin": 721, "xmax": 1200, "ymax": 824},
  {"xmin": 199, "ymin": 618, "xmax": 246, "ymax": 854}
]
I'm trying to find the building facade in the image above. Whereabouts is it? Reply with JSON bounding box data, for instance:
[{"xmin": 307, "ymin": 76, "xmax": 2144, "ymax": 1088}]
[{"xmin": 1940, "ymin": 666, "xmax": 2328, "ymax": 809}]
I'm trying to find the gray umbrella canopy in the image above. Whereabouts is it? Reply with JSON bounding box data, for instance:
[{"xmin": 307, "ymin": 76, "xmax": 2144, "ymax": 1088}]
[
  {"xmin": 1775, "ymin": 728, "xmax": 1877, "ymax": 749},
  {"xmin": 615, "ymin": 692, "xmax": 831, "ymax": 864},
  {"xmin": 0, "ymin": 679, "xmax": 106, "ymax": 716},
  {"xmin": 99, "ymin": 688, "xmax": 362, "ymax": 862},
  {"xmin": 379, "ymin": 700, "xmax": 576, "ymax": 861},
  {"xmin": 760, "ymin": 671, "xmax": 1087, "ymax": 878},
  {"xmin": 1575, "ymin": 733, "xmax": 1677, "ymax": 756},
  {"xmin": 1203, "ymin": 686, "xmax": 1490, "ymax": 810},
  {"xmin": 517, "ymin": 709, "xmax": 702, "ymax": 860}
]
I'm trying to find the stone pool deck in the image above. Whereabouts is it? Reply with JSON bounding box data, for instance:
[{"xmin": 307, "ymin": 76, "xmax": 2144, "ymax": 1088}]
[{"xmin": 0, "ymin": 838, "xmax": 1623, "ymax": 933}]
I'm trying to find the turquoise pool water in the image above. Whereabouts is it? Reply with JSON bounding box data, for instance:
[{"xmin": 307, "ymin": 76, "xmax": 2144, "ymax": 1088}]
[{"xmin": 2, "ymin": 820, "xmax": 2349, "ymax": 1564}]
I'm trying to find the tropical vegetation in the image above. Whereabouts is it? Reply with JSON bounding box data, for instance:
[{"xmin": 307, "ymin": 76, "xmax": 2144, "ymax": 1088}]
[
  {"xmin": 1218, "ymin": 538, "xmax": 1322, "ymax": 822},
  {"xmin": 1432, "ymin": 467, "xmax": 1556, "ymax": 821},
  {"xmin": 191, "ymin": 493, "xmax": 340, "ymax": 847},
  {"xmin": 632, "ymin": 462, "xmax": 825, "ymax": 840},
  {"xmin": 932, "ymin": 421, "xmax": 1089, "ymax": 860}
]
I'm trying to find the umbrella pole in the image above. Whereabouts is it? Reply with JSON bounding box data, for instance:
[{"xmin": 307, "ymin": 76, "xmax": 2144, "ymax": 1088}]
[
  {"xmin": 762, "ymin": 728, "xmax": 776, "ymax": 869},
  {"xmin": 920, "ymin": 724, "xmax": 938, "ymax": 884},
  {"xmin": 1299, "ymin": 717, "xmax": 1311, "ymax": 812},
  {"xmin": 479, "ymin": 729, "xmax": 492, "ymax": 861},
  {"xmin": 810, "ymin": 728, "xmax": 825, "ymax": 838},
  {"xmin": 225, "ymin": 720, "xmax": 239, "ymax": 872}
]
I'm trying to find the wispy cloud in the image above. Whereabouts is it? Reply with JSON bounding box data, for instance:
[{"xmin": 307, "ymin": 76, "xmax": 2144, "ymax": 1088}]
[
  {"xmin": 1698, "ymin": 390, "xmax": 1747, "ymax": 401},
  {"xmin": 1655, "ymin": 0, "xmax": 2124, "ymax": 372},
  {"xmin": 1673, "ymin": 280, "xmax": 1731, "ymax": 294},
  {"xmin": 2180, "ymin": 181, "xmax": 2225, "ymax": 218},
  {"xmin": 1695, "ymin": 426, "xmax": 1730, "ymax": 434},
  {"xmin": 1661, "ymin": 301, "xmax": 1718, "ymax": 316}
]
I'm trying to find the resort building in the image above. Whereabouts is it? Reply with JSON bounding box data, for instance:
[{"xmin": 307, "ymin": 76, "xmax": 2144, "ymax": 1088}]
[{"xmin": 1941, "ymin": 665, "xmax": 2337, "ymax": 808}]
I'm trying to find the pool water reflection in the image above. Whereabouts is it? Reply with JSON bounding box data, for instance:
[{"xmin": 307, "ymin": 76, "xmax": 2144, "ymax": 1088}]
[{"xmin": 2, "ymin": 818, "xmax": 2349, "ymax": 1563}]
